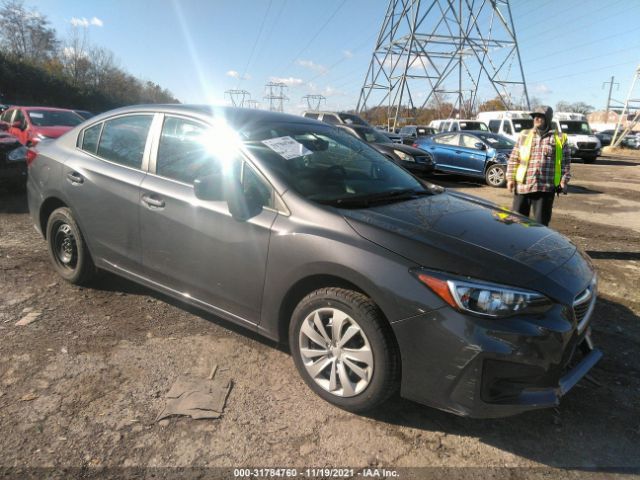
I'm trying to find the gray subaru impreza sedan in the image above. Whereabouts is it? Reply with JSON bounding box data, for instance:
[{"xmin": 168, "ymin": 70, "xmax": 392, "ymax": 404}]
[{"xmin": 27, "ymin": 105, "xmax": 602, "ymax": 417}]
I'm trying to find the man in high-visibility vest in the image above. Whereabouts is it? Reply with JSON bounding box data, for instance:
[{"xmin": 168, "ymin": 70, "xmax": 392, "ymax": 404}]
[{"xmin": 506, "ymin": 105, "xmax": 570, "ymax": 226}]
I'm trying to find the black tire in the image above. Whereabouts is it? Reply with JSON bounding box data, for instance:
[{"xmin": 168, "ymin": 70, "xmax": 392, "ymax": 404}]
[
  {"xmin": 485, "ymin": 163, "xmax": 506, "ymax": 188},
  {"xmin": 46, "ymin": 207, "xmax": 96, "ymax": 285},
  {"xmin": 289, "ymin": 288, "xmax": 400, "ymax": 412}
]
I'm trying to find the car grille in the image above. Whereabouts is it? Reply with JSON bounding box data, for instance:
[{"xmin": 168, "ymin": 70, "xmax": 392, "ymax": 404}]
[
  {"xmin": 573, "ymin": 281, "xmax": 596, "ymax": 332},
  {"xmin": 577, "ymin": 142, "xmax": 597, "ymax": 150}
]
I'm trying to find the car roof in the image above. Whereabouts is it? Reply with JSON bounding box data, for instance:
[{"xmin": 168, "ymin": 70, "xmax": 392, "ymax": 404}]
[
  {"xmin": 71, "ymin": 104, "xmax": 324, "ymax": 134},
  {"xmin": 16, "ymin": 106, "xmax": 79, "ymax": 112}
]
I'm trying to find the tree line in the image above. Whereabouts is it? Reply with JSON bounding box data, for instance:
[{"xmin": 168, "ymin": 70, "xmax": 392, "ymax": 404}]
[
  {"xmin": 357, "ymin": 96, "xmax": 595, "ymax": 127},
  {"xmin": 0, "ymin": 0, "xmax": 178, "ymax": 112}
]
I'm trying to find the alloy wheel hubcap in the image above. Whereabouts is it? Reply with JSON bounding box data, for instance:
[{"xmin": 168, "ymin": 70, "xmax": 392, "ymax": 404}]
[
  {"xmin": 298, "ymin": 308, "xmax": 373, "ymax": 397},
  {"xmin": 488, "ymin": 166, "xmax": 504, "ymax": 185}
]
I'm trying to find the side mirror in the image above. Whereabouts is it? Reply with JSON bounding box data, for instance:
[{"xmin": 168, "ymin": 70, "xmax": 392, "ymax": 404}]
[
  {"xmin": 194, "ymin": 174, "xmax": 224, "ymax": 201},
  {"xmin": 226, "ymin": 178, "xmax": 264, "ymax": 222},
  {"xmin": 474, "ymin": 142, "xmax": 487, "ymax": 150},
  {"xmin": 11, "ymin": 121, "xmax": 23, "ymax": 130}
]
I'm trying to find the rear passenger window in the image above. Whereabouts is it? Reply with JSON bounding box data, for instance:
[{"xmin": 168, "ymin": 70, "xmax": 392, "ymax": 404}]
[
  {"xmin": 488, "ymin": 120, "xmax": 500, "ymax": 133},
  {"xmin": 156, "ymin": 116, "xmax": 222, "ymax": 184},
  {"xmin": 97, "ymin": 115, "xmax": 152, "ymax": 169},
  {"xmin": 81, "ymin": 123, "xmax": 102, "ymax": 154}
]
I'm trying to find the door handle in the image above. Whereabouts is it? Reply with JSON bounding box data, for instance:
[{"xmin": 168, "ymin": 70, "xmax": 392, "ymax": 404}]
[
  {"xmin": 142, "ymin": 194, "xmax": 165, "ymax": 209},
  {"xmin": 66, "ymin": 172, "xmax": 84, "ymax": 184}
]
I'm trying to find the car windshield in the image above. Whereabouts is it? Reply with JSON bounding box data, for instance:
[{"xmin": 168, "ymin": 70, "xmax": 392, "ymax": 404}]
[
  {"xmin": 512, "ymin": 119, "xmax": 533, "ymax": 132},
  {"xmin": 459, "ymin": 121, "xmax": 488, "ymax": 131},
  {"xmin": 339, "ymin": 113, "xmax": 369, "ymax": 126},
  {"xmin": 558, "ymin": 121, "xmax": 592, "ymax": 135},
  {"xmin": 242, "ymin": 123, "xmax": 432, "ymax": 206},
  {"xmin": 473, "ymin": 132, "xmax": 515, "ymax": 149},
  {"xmin": 356, "ymin": 127, "xmax": 394, "ymax": 144},
  {"xmin": 27, "ymin": 110, "xmax": 83, "ymax": 127}
]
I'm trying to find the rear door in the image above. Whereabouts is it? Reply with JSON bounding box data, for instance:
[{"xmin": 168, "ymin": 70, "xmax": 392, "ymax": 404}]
[
  {"xmin": 139, "ymin": 114, "xmax": 278, "ymax": 324},
  {"xmin": 427, "ymin": 133, "xmax": 460, "ymax": 172},
  {"xmin": 64, "ymin": 113, "xmax": 155, "ymax": 271},
  {"xmin": 456, "ymin": 133, "xmax": 489, "ymax": 176}
]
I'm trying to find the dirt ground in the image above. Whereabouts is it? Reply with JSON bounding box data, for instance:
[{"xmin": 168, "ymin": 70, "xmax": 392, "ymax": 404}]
[{"xmin": 1, "ymin": 152, "xmax": 639, "ymax": 479}]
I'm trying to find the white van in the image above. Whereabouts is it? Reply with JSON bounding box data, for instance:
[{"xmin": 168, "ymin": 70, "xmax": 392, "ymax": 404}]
[
  {"xmin": 476, "ymin": 111, "xmax": 533, "ymax": 142},
  {"xmin": 428, "ymin": 119, "xmax": 489, "ymax": 133},
  {"xmin": 552, "ymin": 112, "xmax": 601, "ymax": 163}
]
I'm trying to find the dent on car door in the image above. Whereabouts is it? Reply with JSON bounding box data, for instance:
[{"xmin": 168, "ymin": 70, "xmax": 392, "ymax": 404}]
[
  {"xmin": 64, "ymin": 114, "xmax": 155, "ymax": 271},
  {"xmin": 139, "ymin": 115, "xmax": 278, "ymax": 325}
]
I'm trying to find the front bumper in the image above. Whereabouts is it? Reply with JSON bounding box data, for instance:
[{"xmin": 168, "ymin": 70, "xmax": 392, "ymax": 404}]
[{"xmin": 392, "ymin": 302, "xmax": 602, "ymax": 418}]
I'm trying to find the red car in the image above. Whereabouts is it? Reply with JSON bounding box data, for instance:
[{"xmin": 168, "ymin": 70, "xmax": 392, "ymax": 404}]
[{"xmin": 0, "ymin": 106, "xmax": 84, "ymax": 146}]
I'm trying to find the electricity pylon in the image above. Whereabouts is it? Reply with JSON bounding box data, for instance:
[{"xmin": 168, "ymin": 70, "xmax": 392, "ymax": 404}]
[
  {"xmin": 264, "ymin": 82, "xmax": 289, "ymax": 112},
  {"xmin": 302, "ymin": 94, "xmax": 327, "ymax": 111},
  {"xmin": 246, "ymin": 99, "xmax": 261, "ymax": 109},
  {"xmin": 611, "ymin": 65, "xmax": 640, "ymax": 148},
  {"xmin": 356, "ymin": 0, "xmax": 530, "ymax": 130},
  {"xmin": 225, "ymin": 89, "xmax": 251, "ymax": 108}
]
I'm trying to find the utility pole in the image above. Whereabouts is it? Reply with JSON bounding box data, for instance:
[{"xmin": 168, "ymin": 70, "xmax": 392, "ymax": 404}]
[
  {"xmin": 356, "ymin": 0, "xmax": 529, "ymax": 131},
  {"xmin": 612, "ymin": 65, "xmax": 640, "ymax": 148},
  {"xmin": 224, "ymin": 89, "xmax": 251, "ymax": 108},
  {"xmin": 264, "ymin": 82, "xmax": 289, "ymax": 112},
  {"xmin": 302, "ymin": 94, "xmax": 326, "ymax": 111},
  {"xmin": 602, "ymin": 76, "xmax": 619, "ymax": 121}
]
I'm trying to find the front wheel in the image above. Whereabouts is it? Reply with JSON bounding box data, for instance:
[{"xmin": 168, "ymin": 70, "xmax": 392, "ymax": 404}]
[
  {"xmin": 485, "ymin": 164, "xmax": 506, "ymax": 188},
  {"xmin": 289, "ymin": 288, "xmax": 400, "ymax": 412},
  {"xmin": 46, "ymin": 207, "xmax": 96, "ymax": 285}
]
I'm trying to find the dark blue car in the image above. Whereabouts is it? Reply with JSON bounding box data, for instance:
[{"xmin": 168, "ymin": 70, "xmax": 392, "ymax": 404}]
[{"xmin": 414, "ymin": 131, "xmax": 514, "ymax": 187}]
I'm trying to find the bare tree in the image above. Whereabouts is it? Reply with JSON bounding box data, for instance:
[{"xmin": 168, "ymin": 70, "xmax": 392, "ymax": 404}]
[
  {"xmin": 61, "ymin": 26, "xmax": 91, "ymax": 87},
  {"xmin": 0, "ymin": 0, "xmax": 58, "ymax": 62}
]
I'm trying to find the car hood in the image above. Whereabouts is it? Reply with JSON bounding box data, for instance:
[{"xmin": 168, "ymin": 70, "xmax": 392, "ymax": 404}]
[
  {"xmin": 341, "ymin": 191, "xmax": 587, "ymax": 300},
  {"xmin": 31, "ymin": 126, "xmax": 74, "ymax": 138},
  {"xmin": 373, "ymin": 143, "xmax": 430, "ymax": 156}
]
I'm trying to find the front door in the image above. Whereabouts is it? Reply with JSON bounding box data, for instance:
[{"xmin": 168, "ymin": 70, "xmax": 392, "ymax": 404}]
[{"xmin": 139, "ymin": 115, "xmax": 277, "ymax": 325}]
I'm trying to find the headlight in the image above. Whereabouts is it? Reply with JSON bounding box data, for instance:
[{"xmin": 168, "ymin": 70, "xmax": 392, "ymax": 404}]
[
  {"xmin": 393, "ymin": 150, "xmax": 415, "ymax": 162},
  {"xmin": 7, "ymin": 146, "xmax": 28, "ymax": 162},
  {"xmin": 413, "ymin": 270, "xmax": 552, "ymax": 318}
]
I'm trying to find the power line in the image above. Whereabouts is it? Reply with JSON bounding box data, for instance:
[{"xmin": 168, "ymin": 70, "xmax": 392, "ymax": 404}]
[
  {"xmin": 239, "ymin": 0, "xmax": 274, "ymax": 85},
  {"xmin": 528, "ymin": 60, "xmax": 638, "ymax": 84},
  {"xmin": 277, "ymin": 0, "xmax": 348, "ymax": 74}
]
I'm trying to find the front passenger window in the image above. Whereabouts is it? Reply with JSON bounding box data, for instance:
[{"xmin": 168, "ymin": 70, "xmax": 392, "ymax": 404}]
[{"xmin": 156, "ymin": 116, "xmax": 222, "ymax": 184}]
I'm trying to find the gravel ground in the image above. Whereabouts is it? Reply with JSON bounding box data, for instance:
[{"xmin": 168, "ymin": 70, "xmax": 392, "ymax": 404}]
[{"xmin": 0, "ymin": 153, "xmax": 639, "ymax": 479}]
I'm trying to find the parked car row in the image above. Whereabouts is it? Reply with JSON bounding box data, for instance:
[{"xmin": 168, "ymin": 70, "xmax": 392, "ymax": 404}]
[
  {"xmin": 0, "ymin": 105, "xmax": 95, "ymax": 189},
  {"xmin": 306, "ymin": 111, "xmax": 513, "ymax": 188}
]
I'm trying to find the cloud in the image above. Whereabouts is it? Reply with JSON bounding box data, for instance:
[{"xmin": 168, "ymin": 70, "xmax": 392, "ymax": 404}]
[
  {"xmin": 62, "ymin": 46, "xmax": 88, "ymax": 59},
  {"xmin": 532, "ymin": 83, "xmax": 552, "ymax": 95},
  {"xmin": 296, "ymin": 59, "xmax": 328, "ymax": 75},
  {"xmin": 269, "ymin": 76, "xmax": 305, "ymax": 87},
  {"xmin": 343, "ymin": 50, "xmax": 353, "ymax": 58},
  {"xmin": 226, "ymin": 70, "xmax": 251, "ymax": 80},
  {"xmin": 70, "ymin": 16, "xmax": 103, "ymax": 27}
]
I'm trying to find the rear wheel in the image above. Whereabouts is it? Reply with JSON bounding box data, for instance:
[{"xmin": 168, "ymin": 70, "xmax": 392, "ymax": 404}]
[
  {"xmin": 485, "ymin": 163, "xmax": 506, "ymax": 187},
  {"xmin": 46, "ymin": 207, "xmax": 96, "ymax": 285},
  {"xmin": 289, "ymin": 288, "xmax": 399, "ymax": 412}
]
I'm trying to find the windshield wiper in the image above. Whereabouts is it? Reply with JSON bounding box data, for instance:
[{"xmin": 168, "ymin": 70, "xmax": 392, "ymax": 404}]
[{"xmin": 317, "ymin": 188, "xmax": 432, "ymax": 208}]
